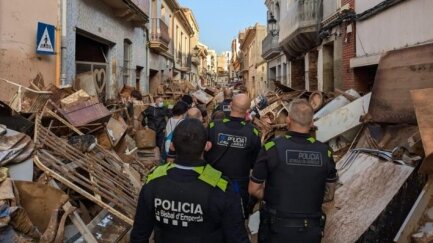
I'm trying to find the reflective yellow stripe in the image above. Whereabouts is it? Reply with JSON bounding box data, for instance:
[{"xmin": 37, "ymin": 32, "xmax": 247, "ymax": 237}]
[
  {"xmin": 146, "ymin": 163, "xmax": 174, "ymax": 183},
  {"xmin": 223, "ymin": 118, "xmax": 230, "ymax": 123},
  {"xmin": 240, "ymin": 121, "xmax": 246, "ymax": 126},
  {"xmin": 253, "ymin": 128, "xmax": 259, "ymax": 136},
  {"xmin": 264, "ymin": 141, "xmax": 276, "ymax": 151},
  {"xmin": 307, "ymin": 137, "xmax": 316, "ymax": 143},
  {"xmin": 285, "ymin": 135, "xmax": 291, "ymax": 139},
  {"xmin": 328, "ymin": 150, "xmax": 332, "ymax": 158},
  {"xmin": 209, "ymin": 122, "xmax": 215, "ymax": 129}
]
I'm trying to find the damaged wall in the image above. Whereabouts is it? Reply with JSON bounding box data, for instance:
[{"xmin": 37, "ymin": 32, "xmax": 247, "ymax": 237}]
[
  {"xmin": 0, "ymin": 0, "xmax": 57, "ymax": 102},
  {"xmin": 66, "ymin": 0, "xmax": 149, "ymax": 98}
]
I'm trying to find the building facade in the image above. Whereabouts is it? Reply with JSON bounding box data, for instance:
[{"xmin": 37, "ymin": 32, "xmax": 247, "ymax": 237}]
[
  {"xmin": 66, "ymin": 0, "xmax": 150, "ymax": 100},
  {"xmin": 262, "ymin": 0, "xmax": 287, "ymax": 90},
  {"xmin": 148, "ymin": 0, "xmax": 177, "ymax": 95},
  {"xmin": 239, "ymin": 24, "xmax": 267, "ymax": 98}
]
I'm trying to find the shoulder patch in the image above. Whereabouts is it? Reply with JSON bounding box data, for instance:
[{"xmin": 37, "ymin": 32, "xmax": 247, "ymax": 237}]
[
  {"xmin": 253, "ymin": 127, "xmax": 259, "ymax": 136},
  {"xmin": 196, "ymin": 165, "xmax": 228, "ymax": 191},
  {"xmin": 146, "ymin": 163, "xmax": 172, "ymax": 183},
  {"xmin": 264, "ymin": 141, "xmax": 276, "ymax": 151}
]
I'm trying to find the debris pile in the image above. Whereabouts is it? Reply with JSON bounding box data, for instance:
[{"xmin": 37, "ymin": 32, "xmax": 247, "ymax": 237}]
[{"xmin": 0, "ymin": 42, "xmax": 433, "ymax": 241}]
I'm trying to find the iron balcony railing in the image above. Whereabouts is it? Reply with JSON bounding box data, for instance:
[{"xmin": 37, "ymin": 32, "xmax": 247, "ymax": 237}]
[
  {"xmin": 150, "ymin": 18, "xmax": 170, "ymax": 46},
  {"xmin": 262, "ymin": 34, "xmax": 281, "ymax": 59}
]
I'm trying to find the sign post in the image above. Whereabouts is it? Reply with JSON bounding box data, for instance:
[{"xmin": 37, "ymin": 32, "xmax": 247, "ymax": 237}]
[{"xmin": 36, "ymin": 22, "xmax": 55, "ymax": 55}]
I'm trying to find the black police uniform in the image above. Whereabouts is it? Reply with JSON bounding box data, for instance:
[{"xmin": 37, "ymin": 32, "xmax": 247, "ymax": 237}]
[
  {"xmin": 251, "ymin": 131, "xmax": 338, "ymax": 243},
  {"xmin": 214, "ymin": 99, "xmax": 232, "ymax": 117},
  {"xmin": 131, "ymin": 159, "xmax": 250, "ymax": 243},
  {"xmin": 205, "ymin": 117, "xmax": 261, "ymax": 215}
]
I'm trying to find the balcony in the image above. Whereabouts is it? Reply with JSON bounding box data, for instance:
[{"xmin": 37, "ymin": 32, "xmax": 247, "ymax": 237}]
[
  {"xmin": 175, "ymin": 51, "xmax": 191, "ymax": 72},
  {"xmin": 102, "ymin": 0, "xmax": 149, "ymax": 25},
  {"xmin": 279, "ymin": 0, "xmax": 321, "ymax": 59},
  {"xmin": 149, "ymin": 18, "xmax": 170, "ymax": 53},
  {"xmin": 241, "ymin": 58, "xmax": 249, "ymax": 72},
  {"xmin": 262, "ymin": 34, "xmax": 281, "ymax": 60},
  {"xmin": 191, "ymin": 55, "xmax": 200, "ymax": 66}
]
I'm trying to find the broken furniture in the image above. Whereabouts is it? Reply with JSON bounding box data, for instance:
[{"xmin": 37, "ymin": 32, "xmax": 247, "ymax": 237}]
[
  {"xmin": 0, "ymin": 77, "xmax": 52, "ymax": 114},
  {"xmin": 34, "ymin": 106, "xmax": 140, "ymax": 226}
]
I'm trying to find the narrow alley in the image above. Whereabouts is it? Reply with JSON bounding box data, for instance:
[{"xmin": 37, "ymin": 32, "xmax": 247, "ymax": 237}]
[{"xmin": 1, "ymin": 0, "xmax": 433, "ymax": 242}]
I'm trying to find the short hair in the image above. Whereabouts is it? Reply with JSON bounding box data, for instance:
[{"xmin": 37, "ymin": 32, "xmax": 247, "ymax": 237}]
[
  {"xmin": 181, "ymin": 95, "xmax": 193, "ymax": 107},
  {"xmin": 187, "ymin": 108, "xmax": 203, "ymax": 120},
  {"xmin": 172, "ymin": 101, "xmax": 189, "ymax": 116},
  {"xmin": 172, "ymin": 119, "xmax": 207, "ymax": 160},
  {"xmin": 130, "ymin": 90, "xmax": 142, "ymax": 100},
  {"xmin": 288, "ymin": 99, "xmax": 314, "ymax": 127}
]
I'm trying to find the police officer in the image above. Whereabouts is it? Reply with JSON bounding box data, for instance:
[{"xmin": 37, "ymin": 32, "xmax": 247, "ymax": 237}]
[
  {"xmin": 131, "ymin": 119, "xmax": 250, "ymax": 243},
  {"xmin": 206, "ymin": 94, "xmax": 261, "ymax": 216},
  {"xmin": 249, "ymin": 99, "xmax": 338, "ymax": 243},
  {"xmin": 214, "ymin": 88, "xmax": 233, "ymax": 117}
]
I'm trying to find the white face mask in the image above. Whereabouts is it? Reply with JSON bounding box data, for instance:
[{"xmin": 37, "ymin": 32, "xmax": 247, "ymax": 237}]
[{"xmin": 158, "ymin": 102, "xmax": 164, "ymax": 108}]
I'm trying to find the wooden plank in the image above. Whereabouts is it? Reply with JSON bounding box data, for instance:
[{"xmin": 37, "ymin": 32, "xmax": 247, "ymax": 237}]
[
  {"xmin": 394, "ymin": 178, "xmax": 433, "ymax": 243},
  {"xmin": 411, "ymin": 88, "xmax": 433, "ymax": 173},
  {"xmin": 64, "ymin": 202, "xmax": 98, "ymax": 243},
  {"xmin": 323, "ymin": 153, "xmax": 414, "ymax": 243}
]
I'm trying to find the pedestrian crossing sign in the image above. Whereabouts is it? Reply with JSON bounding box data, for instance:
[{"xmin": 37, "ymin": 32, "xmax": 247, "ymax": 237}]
[{"xmin": 36, "ymin": 22, "xmax": 55, "ymax": 55}]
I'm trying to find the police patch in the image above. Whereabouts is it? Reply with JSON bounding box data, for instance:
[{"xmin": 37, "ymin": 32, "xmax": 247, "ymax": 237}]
[
  {"xmin": 217, "ymin": 133, "xmax": 247, "ymax": 148},
  {"xmin": 285, "ymin": 150, "xmax": 323, "ymax": 167},
  {"xmin": 222, "ymin": 105, "xmax": 231, "ymax": 112}
]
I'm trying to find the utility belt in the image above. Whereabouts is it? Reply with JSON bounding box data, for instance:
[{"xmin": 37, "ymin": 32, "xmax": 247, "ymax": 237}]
[{"xmin": 261, "ymin": 206, "xmax": 326, "ymax": 229}]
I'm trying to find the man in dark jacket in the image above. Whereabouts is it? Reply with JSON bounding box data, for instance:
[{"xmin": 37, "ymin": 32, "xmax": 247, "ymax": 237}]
[
  {"xmin": 206, "ymin": 94, "xmax": 261, "ymax": 216},
  {"xmin": 131, "ymin": 119, "xmax": 250, "ymax": 243},
  {"xmin": 142, "ymin": 97, "xmax": 168, "ymax": 151}
]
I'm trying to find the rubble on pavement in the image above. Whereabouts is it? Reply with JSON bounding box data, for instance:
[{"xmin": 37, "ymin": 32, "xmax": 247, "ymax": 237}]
[{"xmin": 0, "ymin": 55, "xmax": 433, "ymax": 241}]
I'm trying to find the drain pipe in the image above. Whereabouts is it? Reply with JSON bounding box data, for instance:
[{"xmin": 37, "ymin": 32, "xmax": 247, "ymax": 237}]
[{"xmin": 60, "ymin": 0, "xmax": 68, "ymax": 87}]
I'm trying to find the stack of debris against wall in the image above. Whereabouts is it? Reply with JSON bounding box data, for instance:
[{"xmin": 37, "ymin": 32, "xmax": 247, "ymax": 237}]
[{"xmin": 0, "ymin": 73, "xmax": 162, "ymax": 241}]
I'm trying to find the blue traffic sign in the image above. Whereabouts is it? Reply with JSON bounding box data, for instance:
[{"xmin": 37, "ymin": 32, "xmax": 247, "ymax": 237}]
[{"xmin": 36, "ymin": 22, "xmax": 55, "ymax": 55}]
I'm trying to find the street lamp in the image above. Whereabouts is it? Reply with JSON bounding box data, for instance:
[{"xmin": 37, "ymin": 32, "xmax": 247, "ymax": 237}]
[{"xmin": 268, "ymin": 14, "xmax": 278, "ymax": 36}]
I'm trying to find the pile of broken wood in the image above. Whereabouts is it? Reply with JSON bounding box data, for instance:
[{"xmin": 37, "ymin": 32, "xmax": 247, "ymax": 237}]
[{"xmin": 0, "ymin": 75, "xmax": 160, "ymax": 242}]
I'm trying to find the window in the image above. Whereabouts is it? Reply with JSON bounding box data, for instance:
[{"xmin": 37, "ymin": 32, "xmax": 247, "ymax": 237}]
[{"xmin": 123, "ymin": 39, "xmax": 132, "ymax": 85}]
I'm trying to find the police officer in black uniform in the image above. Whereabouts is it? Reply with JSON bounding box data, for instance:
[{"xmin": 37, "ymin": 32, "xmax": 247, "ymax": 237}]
[
  {"xmin": 206, "ymin": 94, "xmax": 261, "ymax": 216},
  {"xmin": 214, "ymin": 88, "xmax": 233, "ymax": 118},
  {"xmin": 249, "ymin": 99, "xmax": 338, "ymax": 243},
  {"xmin": 131, "ymin": 119, "xmax": 250, "ymax": 243}
]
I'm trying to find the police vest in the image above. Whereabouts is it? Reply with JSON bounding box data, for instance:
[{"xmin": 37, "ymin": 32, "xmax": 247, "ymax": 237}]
[
  {"xmin": 263, "ymin": 135, "xmax": 332, "ymax": 217},
  {"xmin": 208, "ymin": 118, "xmax": 260, "ymax": 179},
  {"xmin": 146, "ymin": 163, "xmax": 228, "ymax": 243}
]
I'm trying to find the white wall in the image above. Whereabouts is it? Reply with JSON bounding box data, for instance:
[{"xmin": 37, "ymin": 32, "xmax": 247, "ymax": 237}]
[{"xmin": 356, "ymin": 0, "xmax": 433, "ymax": 57}]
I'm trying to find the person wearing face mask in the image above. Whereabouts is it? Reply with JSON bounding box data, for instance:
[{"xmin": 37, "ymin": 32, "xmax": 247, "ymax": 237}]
[{"xmin": 142, "ymin": 97, "xmax": 168, "ymax": 152}]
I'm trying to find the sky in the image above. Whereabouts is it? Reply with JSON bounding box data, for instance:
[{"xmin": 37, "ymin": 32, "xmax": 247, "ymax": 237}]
[{"xmin": 178, "ymin": 0, "xmax": 267, "ymax": 54}]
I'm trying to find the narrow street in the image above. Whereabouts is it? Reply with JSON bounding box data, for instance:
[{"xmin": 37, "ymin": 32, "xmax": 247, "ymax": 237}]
[{"xmin": 1, "ymin": 0, "xmax": 433, "ymax": 242}]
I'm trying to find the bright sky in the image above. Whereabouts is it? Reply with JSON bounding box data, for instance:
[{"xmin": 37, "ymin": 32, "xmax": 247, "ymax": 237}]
[{"xmin": 178, "ymin": 0, "xmax": 267, "ymax": 54}]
